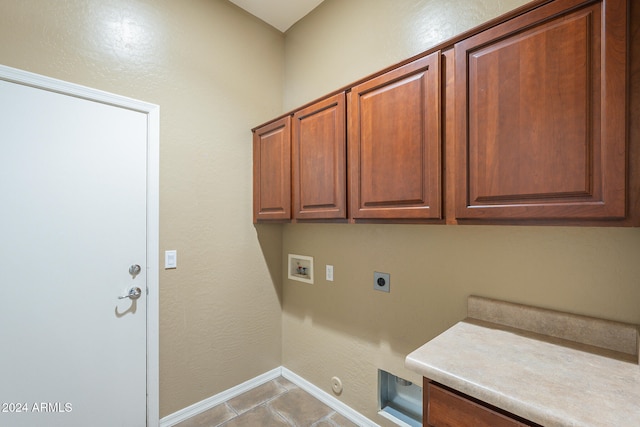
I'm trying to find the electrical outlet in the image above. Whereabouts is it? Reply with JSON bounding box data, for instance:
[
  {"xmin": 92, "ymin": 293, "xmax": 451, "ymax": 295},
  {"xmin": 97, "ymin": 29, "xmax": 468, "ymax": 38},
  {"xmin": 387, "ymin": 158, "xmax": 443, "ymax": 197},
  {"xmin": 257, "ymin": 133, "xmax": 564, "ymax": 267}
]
[
  {"xmin": 374, "ymin": 271, "xmax": 390, "ymax": 292},
  {"xmin": 326, "ymin": 265, "xmax": 334, "ymax": 281}
]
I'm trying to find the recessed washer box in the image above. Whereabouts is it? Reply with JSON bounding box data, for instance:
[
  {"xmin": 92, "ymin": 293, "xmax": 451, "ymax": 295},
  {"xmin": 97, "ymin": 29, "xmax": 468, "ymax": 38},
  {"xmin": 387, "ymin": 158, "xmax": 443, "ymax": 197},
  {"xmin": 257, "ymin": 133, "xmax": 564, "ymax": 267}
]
[
  {"xmin": 288, "ymin": 254, "xmax": 314, "ymax": 284},
  {"xmin": 378, "ymin": 370, "xmax": 422, "ymax": 427}
]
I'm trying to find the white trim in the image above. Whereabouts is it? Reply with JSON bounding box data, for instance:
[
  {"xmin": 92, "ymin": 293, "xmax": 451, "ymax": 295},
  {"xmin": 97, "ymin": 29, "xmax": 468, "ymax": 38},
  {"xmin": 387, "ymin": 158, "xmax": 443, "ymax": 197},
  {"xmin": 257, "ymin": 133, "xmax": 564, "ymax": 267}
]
[
  {"xmin": 160, "ymin": 367, "xmax": 283, "ymax": 427},
  {"xmin": 378, "ymin": 408, "xmax": 419, "ymax": 427},
  {"xmin": 282, "ymin": 368, "xmax": 380, "ymax": 427},
  {"xmin": 0, "ymin": 64, "xmax": 161, "ymax": 427},
  {"xmin": 0, "ymin": 64, "xmax": 156, "ymax": 112},
  {"xmin": 160, "ymin": 367, "xmax": 379, "ymax": 427},
  {"xmin": 145, "ymin": 96, "xmax": 161, "ymax": 427}
]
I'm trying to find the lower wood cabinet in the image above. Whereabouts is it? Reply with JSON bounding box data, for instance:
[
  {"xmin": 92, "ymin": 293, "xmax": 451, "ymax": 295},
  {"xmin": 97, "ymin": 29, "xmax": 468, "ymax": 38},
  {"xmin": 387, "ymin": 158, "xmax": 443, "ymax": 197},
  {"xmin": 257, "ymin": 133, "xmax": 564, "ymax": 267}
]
[{"xmin": 424, "ymin": 380, "xmax": 539, "ymax": 427}]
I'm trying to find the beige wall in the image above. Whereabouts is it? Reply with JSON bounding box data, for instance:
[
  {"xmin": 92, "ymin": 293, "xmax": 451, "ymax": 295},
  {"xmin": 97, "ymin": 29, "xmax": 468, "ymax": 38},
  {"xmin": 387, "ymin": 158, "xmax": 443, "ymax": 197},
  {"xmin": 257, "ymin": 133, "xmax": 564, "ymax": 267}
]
[
  {"xmin": 282, "ymin": 0, "xmax": 640, "ymax": 424},
  {"xmin": 284, "ymin": 0, "xmax": 534, "ymax": 108},
  {"xmin": 0, "ymin": 0, "xmax": 285, "ymax": 417},
  {"xmin": 3, "ymin": 0, "xmax": 639, "ymax": 423}
]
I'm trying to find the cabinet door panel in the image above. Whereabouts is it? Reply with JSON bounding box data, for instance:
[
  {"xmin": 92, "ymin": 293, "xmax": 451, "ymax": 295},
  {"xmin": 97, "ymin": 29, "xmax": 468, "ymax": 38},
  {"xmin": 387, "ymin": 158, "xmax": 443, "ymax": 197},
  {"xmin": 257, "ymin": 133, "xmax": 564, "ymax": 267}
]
[
  {"xmin": 349, "ymin": 51, "xmax": 441, "ymax": 220},
  {"xmin": 253, "ymin": 116, "xmax": 291, "ymax": 222},
  {"xmin": 426, "ymin": 381, "xmax": 531, "ymax": 427},
  {"xmin": 293, "ymin": 93, "xmax": 346, "ymax": 219},
  {"xmin": 455, "ymin": 0, "xmax": 626, "ymax": 220}
]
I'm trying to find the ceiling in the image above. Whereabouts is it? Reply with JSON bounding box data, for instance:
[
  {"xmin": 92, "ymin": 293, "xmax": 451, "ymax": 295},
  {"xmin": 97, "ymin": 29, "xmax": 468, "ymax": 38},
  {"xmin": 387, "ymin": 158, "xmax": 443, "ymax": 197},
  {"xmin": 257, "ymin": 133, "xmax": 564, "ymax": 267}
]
[{"xmin": 228, "ymin": 0, "xmax": 325, "ymax": 32}]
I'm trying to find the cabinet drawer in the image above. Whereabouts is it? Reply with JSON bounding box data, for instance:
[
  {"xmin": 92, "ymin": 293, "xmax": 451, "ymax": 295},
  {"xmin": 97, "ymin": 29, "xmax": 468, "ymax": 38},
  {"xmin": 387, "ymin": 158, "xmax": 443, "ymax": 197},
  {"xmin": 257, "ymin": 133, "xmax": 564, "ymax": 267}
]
[{"xmin": 426, "ymin": 382, "xmax": 533, "ymax": 427}]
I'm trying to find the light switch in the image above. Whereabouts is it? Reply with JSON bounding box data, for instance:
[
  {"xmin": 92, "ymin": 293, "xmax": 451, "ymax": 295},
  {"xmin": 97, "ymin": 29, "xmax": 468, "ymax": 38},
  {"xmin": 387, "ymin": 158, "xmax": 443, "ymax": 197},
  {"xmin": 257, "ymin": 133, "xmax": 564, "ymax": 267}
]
[{"xmin": 165, "ymin": 250, "xmax": 177, "ymax": 269}]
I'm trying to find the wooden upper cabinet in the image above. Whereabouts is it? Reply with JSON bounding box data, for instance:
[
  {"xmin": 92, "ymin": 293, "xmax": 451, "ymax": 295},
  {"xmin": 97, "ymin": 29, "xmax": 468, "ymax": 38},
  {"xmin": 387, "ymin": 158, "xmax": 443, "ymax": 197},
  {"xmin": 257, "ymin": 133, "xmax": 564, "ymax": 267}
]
[
  {"xmin": 292, "ymin": 93, "xmax": 347, "ymax": 220},
  {"xmin": 349, "ymin": 51, "xmax": 442, "ymax": 220},
  {"xmin": 455, "ymin": 0, "xmax": 627, "ymax": 221},
  {"xmin": 253, "ymin": 116, "xmax": 291, "ymax": 222}
]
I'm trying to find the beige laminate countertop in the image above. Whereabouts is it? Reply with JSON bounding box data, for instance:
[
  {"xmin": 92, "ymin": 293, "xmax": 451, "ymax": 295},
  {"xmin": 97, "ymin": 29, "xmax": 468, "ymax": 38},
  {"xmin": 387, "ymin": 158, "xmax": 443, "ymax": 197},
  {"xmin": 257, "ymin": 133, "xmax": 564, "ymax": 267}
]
[{"xmin": 406, "ymin": 297, "xmax": 640, "ymax": 427}]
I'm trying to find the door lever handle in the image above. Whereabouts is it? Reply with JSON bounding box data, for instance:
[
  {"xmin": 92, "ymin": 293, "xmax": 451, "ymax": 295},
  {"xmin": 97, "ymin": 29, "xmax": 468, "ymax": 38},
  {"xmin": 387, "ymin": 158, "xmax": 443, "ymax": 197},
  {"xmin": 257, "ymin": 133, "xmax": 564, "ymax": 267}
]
[{"xmin": 118, "ymin": 287, "xmax": 142, "ymax": 300}]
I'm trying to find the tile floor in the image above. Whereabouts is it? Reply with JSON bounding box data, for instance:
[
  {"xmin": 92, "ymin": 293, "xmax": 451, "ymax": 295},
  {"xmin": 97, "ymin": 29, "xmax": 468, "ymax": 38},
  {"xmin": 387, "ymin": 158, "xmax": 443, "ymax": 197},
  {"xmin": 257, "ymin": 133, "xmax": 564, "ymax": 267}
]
[{"xmin": 175, "ymin": 376, "xmax": 359, "ymax": 427}]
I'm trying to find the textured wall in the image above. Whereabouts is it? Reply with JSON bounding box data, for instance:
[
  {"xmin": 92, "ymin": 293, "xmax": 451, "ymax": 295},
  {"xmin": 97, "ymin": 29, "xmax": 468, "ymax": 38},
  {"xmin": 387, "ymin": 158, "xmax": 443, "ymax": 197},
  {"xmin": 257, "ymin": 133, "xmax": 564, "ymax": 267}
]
[
  {"xmin": 284, "ymin": 0, "xmax": 533, "ymax": 109},
  {"xmin": 3, "ymin": 0, "xmax": 638, "ymax": 423},
  {"xmin": 281, "ymin": 0, "xmax": 640, "ymax": 425},
  {"xmin": 0, "ymin": 0, "xmax": 285, "ymax": 417}
]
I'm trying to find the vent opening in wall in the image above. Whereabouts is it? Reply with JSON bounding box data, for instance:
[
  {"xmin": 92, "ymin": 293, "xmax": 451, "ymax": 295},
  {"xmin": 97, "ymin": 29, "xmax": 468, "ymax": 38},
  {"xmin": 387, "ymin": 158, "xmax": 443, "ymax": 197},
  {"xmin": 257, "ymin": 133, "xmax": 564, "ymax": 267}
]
[
  {"xmin": 378, "ymin": 370, "xmax": 422, "ymax": 427},
  {"xmin": 287, "ymin": 253, "xmax": 314, "ymax": 284}
]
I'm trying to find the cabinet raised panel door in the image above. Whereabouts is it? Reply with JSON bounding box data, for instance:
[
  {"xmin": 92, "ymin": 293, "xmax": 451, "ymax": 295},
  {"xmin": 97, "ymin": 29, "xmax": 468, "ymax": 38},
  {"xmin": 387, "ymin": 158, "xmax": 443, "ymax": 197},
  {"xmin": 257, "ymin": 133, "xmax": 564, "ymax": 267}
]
[
  {"xmin": 349, "ymin": 51, "xmax": 442, "ymax": 220},
  {"xmin": 455, "ymin": 0, "xmax": 627, "ymax": 220},
  {"xmin": 253, "ymin": 116, "xmax": 291, "ymax": 222},
  {"xmin": 292, "ymin": 93, "xmax": 347, "ymax": 220}
]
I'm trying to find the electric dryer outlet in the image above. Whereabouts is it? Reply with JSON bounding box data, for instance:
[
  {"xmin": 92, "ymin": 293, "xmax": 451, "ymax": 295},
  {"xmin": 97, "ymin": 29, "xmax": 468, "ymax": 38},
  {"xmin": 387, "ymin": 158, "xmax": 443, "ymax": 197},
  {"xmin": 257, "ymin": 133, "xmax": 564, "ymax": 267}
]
[{"xmin": 374, "ymin": 272, "xmax": 390, "ymax": 292}]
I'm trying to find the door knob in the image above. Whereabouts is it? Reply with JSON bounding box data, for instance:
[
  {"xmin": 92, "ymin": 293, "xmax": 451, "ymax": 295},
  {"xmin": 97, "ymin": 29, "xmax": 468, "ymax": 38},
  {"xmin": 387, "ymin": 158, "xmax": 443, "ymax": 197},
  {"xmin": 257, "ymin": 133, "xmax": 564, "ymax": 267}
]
[{"xmin": 118, "ymin": 287, "xmax": 142, "ymax": 300}]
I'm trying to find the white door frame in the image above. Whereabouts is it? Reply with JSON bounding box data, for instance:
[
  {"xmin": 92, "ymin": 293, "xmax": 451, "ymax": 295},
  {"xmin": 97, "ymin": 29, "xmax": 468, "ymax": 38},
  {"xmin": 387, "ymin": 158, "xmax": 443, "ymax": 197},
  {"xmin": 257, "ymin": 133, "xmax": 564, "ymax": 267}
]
[{"xmin": 0, "ymin": 64, "xmax": 160, "ymax": 427}]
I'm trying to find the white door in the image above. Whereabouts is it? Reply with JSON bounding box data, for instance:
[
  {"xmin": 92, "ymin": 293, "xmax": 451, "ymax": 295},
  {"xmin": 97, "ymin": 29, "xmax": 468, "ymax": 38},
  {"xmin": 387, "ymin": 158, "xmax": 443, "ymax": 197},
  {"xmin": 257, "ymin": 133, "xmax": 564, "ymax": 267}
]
[{"xmin": 0, "ymin": 69, "xmax": 158, "ymax": 426}]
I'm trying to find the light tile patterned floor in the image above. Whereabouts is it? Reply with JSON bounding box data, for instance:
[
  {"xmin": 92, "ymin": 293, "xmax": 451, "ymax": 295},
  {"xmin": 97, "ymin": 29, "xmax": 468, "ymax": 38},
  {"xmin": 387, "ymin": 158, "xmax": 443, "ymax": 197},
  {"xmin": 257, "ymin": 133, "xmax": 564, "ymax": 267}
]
[{"xmin": 175, "ymin": 377, "xmax": 359, "ymax": 427}]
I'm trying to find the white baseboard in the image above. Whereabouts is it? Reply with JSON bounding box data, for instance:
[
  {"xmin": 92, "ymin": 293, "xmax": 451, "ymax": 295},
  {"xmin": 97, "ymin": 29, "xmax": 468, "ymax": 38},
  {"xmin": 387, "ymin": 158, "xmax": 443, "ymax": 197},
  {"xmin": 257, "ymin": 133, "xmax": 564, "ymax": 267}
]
[
  {"xmin": 159, "ymin": 367, "xmax": 282, "ymax": 427},
  {"xmin": 160, "ymin": 366, "xmax": 379, "ymax": 427},
  {"xmin": 281, "ymin": 367, "xmax": 380, "ymax": 427}
]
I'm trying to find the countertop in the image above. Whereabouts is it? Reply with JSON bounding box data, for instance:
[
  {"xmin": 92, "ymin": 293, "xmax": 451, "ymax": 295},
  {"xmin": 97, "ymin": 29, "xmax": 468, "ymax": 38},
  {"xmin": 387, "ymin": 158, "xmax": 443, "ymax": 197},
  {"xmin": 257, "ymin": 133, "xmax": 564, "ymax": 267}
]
[{"xmin": 405, "ymin": 296, "xmax": 640, "ymax": 427}]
